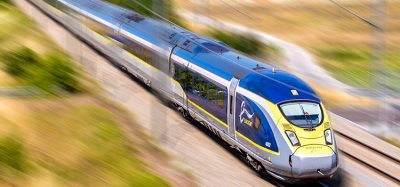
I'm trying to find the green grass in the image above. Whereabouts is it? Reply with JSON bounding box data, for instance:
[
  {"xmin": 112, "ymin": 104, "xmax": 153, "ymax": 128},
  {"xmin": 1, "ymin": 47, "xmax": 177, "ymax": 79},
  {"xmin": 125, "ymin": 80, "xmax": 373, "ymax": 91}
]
[
  {"xmin": 0, "ymin": 98, "xmax": 170, "ymax": 186},
  {"xmin": 32, "ymin": 102, "xmax": 169, "ymax": 187},
  {"xmin": 0, "ymin": 5, "xmax": 81, "ymax": 94},
  {"xmin": 208, "ymin": 30, "xmax": 280, "ymax": 58},
  {"xmin": 105, "ymin": 0, "xmax": 183, "ymax": 26},
  {"xmin": 0, "ymin": 134, "xmax": 30, "ymax": 175},
  {"xmin": 314, "ymin": 46, "xmax": 400, "ymax": 90}
]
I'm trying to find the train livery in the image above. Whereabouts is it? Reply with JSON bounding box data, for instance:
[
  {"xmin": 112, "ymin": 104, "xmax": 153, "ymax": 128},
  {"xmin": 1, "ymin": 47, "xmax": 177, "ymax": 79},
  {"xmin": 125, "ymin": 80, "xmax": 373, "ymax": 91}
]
[{"xmin": 50, "ymin": 0, "xmax": 338, "ymax": 181}]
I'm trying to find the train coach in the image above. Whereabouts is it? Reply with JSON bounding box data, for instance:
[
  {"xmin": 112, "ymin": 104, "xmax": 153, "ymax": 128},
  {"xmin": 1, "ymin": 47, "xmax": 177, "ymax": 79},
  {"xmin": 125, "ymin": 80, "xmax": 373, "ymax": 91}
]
[{"xmin": 49, "ymin": 0, "xmax": 338, "ymax": 181}]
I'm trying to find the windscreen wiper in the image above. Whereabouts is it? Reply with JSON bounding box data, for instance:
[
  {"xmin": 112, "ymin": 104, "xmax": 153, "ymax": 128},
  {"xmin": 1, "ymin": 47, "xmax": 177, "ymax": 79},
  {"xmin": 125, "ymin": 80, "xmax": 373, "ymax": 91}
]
[{"xmin": 299, "ymin": 104, "xmax": 313, "ymax": 128}]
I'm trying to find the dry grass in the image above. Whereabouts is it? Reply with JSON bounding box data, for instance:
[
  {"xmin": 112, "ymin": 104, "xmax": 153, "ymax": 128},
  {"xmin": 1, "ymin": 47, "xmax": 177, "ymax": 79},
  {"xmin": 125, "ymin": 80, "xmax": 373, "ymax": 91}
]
[{"xmin": 0, "ymin": 96, "xmax": 170, "ymax": 187}]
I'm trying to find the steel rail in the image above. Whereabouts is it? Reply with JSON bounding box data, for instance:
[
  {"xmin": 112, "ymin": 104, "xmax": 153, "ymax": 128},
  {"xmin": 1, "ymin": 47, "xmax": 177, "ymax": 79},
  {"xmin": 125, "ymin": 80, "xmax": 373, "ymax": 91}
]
[{"xmin": 335, "ymin": 131, "xmax": 400, "ymax": 183}]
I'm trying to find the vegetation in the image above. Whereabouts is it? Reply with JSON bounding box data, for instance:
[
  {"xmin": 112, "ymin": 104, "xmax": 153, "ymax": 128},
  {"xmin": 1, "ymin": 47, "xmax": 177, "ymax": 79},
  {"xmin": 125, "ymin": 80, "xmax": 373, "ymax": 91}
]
[
  {"xmin": 0, "ymin": 0, "xmax": 11, "ymax": 5},
  {"xmin": 209, "ymin": 30, "xmax": 264, "ymax": 56},
  {"xmin": 1, "ymin": 47, "xmax": 81, "ymax": 94},
  {"xmin": 208, "ymin": 30, "xmax": 280, "ymax": 58},
  {"xmin": 0, "ymin": 134, "xmax": 30, "ymax": 175},
  {"xmin": 0, "ymin": 4, "xmax": 172, "ymax": 186},
  {"xmin": 0, "ymin": 4, "xmax": 81, "ymax": 94},
  {"xmin": 106, "ymin": 0, "xmax": 182, "ymax": 25},
  {"xmin": 0, "ymin": 97, "xmax": 170, "ymax": 186}
]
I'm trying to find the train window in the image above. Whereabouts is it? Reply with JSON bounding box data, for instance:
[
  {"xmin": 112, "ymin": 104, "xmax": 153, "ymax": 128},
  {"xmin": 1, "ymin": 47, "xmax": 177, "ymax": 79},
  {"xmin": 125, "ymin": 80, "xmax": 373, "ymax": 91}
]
[
  {"xmin": 201, "ymin": 80, "xmax": 208, "ymax": 98},
  {"xmin": 194, "ymin": 76, "xmax": 201, "ymax": 95},
  {"xmin": 254, "ymin": 115, "xmax": 261, "ymax": 130},
  {"xmin": 279, "ymin": 102, "xmax": 323, "ymax": 128},
  {"xmin": 180, "ymin": 69, "xmax": 187, "ymax": 87},
  {"xmin": 229, "ymin": 95, "xmax": 233, "ymax": 114},
  {"xmin": 174, "ymin": 66, "xmax": 180, "ymax": 81},
  {"xmin": 208, "ymin": 84, "xmax": 216, "ymax": 101},
  {"xmin": 187, "ymin": 71, "xmax": 193, "ymax": 90},
  {"xmin": 183, "ymin": 40, "xmax": 190, "ymax": 46},
  {"xmin": 217, "ymin": 90, "xmax": 225, "ymax": 109}
]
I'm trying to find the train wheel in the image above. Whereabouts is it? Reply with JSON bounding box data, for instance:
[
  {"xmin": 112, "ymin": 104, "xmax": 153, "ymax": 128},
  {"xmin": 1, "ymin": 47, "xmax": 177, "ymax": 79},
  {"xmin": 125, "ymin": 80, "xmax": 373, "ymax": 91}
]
[
  {"xmin": 246, "ymin": 154, "xmax": 264, "ymax": 172},
  {"xmin": 177, "ymin": 106, "xmax": 188, "ymax": 118}
]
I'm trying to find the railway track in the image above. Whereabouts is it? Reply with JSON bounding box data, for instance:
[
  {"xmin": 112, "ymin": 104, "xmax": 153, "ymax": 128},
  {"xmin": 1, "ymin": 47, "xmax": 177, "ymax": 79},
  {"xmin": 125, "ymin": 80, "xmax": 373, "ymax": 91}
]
[{"xmin": 335, "ymin": 131, "xmax": 400, "ymax": 184}]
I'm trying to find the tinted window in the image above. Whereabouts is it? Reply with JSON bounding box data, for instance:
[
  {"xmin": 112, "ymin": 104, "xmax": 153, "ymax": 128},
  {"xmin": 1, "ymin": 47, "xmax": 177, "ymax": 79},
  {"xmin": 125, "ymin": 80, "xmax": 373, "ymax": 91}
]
[
  {"xmin": 217, "ymin": 90, "xmax": 226, "ymax": 109},
  {"xmin": 201, "ymin": 80, "xmax": 208, "ymax": 98},
  {"xmin": 280, "ymin": 102, "xmax": 323, "ymax": 128},
  {"xmin": 208, "ymin": 84, "xmax": 216, "ymax": 102},
  {"xmin": 187, "ymin": 72, "xmax": 193, "ymax": 90},
  {"xmin": 194, "ymin": 76, "xmax": 201, "ymax": 95},
  {"xmin": 174, "ymin": 66, "xmax": 180, "ymax": 81}
]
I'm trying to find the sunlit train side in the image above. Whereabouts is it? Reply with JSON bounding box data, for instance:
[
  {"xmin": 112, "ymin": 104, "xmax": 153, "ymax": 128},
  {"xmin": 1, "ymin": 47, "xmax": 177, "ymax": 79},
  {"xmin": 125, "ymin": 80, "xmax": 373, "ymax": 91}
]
[{"xmin": 53, "ymin": 0, "xmax": 338, "ymax": 181}]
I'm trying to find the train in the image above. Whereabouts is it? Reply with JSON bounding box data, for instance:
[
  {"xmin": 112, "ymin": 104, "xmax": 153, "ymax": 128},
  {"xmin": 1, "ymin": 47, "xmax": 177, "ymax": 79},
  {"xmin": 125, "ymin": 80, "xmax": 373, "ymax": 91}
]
[{"xmin": 48, "ymin": 0, "xmax": 338, "ymax": 182}]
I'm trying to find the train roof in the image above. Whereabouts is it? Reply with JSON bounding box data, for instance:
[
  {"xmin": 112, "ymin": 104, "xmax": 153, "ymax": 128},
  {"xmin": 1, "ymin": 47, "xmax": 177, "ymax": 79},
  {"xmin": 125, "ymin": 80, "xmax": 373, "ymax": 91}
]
[{"xmin": 65, "ymin": 0, "xmax": 320, "ymax": 103}]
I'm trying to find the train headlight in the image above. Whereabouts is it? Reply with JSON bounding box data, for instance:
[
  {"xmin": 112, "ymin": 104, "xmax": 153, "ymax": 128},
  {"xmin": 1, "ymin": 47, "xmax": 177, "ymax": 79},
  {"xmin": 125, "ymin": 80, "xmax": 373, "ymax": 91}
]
[
  {"xmin": 325, "ymin": 129, "xmax": 333, "ymax": 145},
  {"xmin": 285, "ymin": 131, "xmax": 300, "ymax": 146}
]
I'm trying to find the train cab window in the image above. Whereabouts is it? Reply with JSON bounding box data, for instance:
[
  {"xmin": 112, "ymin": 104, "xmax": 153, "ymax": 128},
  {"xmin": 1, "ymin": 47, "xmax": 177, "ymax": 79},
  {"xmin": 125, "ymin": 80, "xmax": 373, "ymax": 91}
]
[
  {"xmin": 254, "ymin": 115, "xmax": 261, "ymax": 130},
  {"xmin": 201, "ymin": 80, "xmax": 208, "ymax": 98},
  {"xmin": 279, "ymin": 102, "xmax": 323, "ymax": 128},
  {"xmin": 217, "ymin": 90, "xmax": 226, "ymax": 109},
  {"xmin": 187, "ymin": 72, "xmax": 193, "ymax": 90},
  {"xmin": 208, "ymin": 84, "xmax": 217, "ymax": 102}
]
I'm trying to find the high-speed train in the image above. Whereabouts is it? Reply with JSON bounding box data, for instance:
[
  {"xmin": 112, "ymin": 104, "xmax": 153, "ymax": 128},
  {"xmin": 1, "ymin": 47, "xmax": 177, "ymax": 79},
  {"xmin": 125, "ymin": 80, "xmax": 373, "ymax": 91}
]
[{"xmin": 49, "ymin": 0, "xmax": 338, "ymax": 181}]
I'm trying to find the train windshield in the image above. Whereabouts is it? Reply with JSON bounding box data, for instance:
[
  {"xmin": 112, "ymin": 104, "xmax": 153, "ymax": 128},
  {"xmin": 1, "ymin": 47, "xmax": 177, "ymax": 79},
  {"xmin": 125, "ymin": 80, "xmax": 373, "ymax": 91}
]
[{"xmin": 279, "ymin": 102, "xmax": 323, "ymax": 128}]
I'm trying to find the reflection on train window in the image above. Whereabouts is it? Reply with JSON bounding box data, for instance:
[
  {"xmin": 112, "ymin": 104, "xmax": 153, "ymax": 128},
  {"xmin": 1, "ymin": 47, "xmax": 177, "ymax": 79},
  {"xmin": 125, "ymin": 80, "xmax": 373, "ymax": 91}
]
[
  {"xmin": 179, "ymin": 68, "xmax": 186, "ymax": 87},
  {"xmin": 208, "ymin": 84, "xmax": 216, "ymax": 102},
  {"xmin": 174, "ymin": 66, "xmax": 180, "ymax": 81},
  {"xmin": 187, "ymin": 71, "xmax": 193, "ymax": 90},
  {"xmin": 217, "ymin": 90, "xmax": 225, "ymax": 109},
  {"xmin": 254, "ymin": 115, "xmax": 261, "ymax": 130},
  {"xmin": 194, "ymin": 76, "xmax": 201, "ymax": 94},
  {"xmin": 201, "ymin": 80, "xmax": 208, "ymax": 98}
]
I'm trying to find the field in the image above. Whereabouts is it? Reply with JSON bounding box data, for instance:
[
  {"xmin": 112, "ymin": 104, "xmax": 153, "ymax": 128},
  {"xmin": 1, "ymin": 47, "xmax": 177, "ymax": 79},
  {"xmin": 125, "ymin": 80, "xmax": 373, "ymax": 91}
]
[
  {"xmin": 175, "ymin": 0, "xmax": 400, "ymax": 90},
  {"xmin": 0, "ymin": 2, "xmax": 172, "ymax": 186}
]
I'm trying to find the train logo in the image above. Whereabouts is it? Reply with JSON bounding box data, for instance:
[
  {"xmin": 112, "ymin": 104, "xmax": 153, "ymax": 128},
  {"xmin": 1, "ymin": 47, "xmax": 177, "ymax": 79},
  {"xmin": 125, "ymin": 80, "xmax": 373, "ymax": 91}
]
[{"xmin": 239, "ymin": 101, "xmax": 254, "ymax": 126}]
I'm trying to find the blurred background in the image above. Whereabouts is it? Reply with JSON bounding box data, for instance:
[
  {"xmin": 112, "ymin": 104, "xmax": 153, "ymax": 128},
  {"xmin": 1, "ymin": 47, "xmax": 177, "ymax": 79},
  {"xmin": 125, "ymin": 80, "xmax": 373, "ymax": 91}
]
[{"xmin": 0, "ymin": 0, "xmax": 399, "ymax": 186}]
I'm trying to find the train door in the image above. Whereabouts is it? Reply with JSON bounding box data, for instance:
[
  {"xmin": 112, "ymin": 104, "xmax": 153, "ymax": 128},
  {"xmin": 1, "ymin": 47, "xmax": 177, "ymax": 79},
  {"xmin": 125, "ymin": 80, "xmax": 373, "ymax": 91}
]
[{"xmin": 228, "ymin": 77, "xmax": 240, "ymax": 139}]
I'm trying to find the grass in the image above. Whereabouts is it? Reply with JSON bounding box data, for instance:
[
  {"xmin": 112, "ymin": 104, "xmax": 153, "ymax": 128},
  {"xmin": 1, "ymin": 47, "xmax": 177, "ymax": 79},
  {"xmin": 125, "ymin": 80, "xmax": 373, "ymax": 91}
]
[
  {"xmin": 0, "ymin": 4, "xmax": 81, "ymax": 94},
  {"xmin": 0, "ymin": 3, "xmax": 172, "ymax": 186},
  {"xmin": 0, "ymin": 97, "xmax": 170, "ymax": 187},
  {"xmin": 174, "ymin": 0, "xmax": 400, "ymax": 90},
  {"xmin": 105, "ymin": 0, "xmax": 183, "ymax": 26},
  {"xmin": 208, "ymin": 30, "xmax": 280, "ymax": 58}
]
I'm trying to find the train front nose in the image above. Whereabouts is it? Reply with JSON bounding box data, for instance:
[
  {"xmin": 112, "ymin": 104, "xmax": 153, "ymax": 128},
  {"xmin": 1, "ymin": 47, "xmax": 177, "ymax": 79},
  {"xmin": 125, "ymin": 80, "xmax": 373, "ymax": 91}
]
[{"xmin": 290, "ymin": 145, "xmax": 338, "ymax": 178}]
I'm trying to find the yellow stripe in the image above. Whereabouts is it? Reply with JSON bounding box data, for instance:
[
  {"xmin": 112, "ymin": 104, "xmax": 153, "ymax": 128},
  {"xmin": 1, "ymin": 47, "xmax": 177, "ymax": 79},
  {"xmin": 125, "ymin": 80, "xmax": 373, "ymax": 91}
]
[
  {"xmin": 236, "ymin": 132, "xmax": 280, "ymax": 155},
  {"xmin": 92, "ymin": 31, "xmax": 157, "ymax": 71},
  {"xmin": 188, "ymin": 100, "xmax": 228, "ymax": 127},
  {"xmin": 188, "ymin": 99, "xmax": 280, "ymax": 155},
  {"xmin": 94, "ymin": 31, "xmax": 120, "ymax": 45},
  {"xmin": 123, "ymin": 51, "xmax": 159, "ymax": 71}
]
